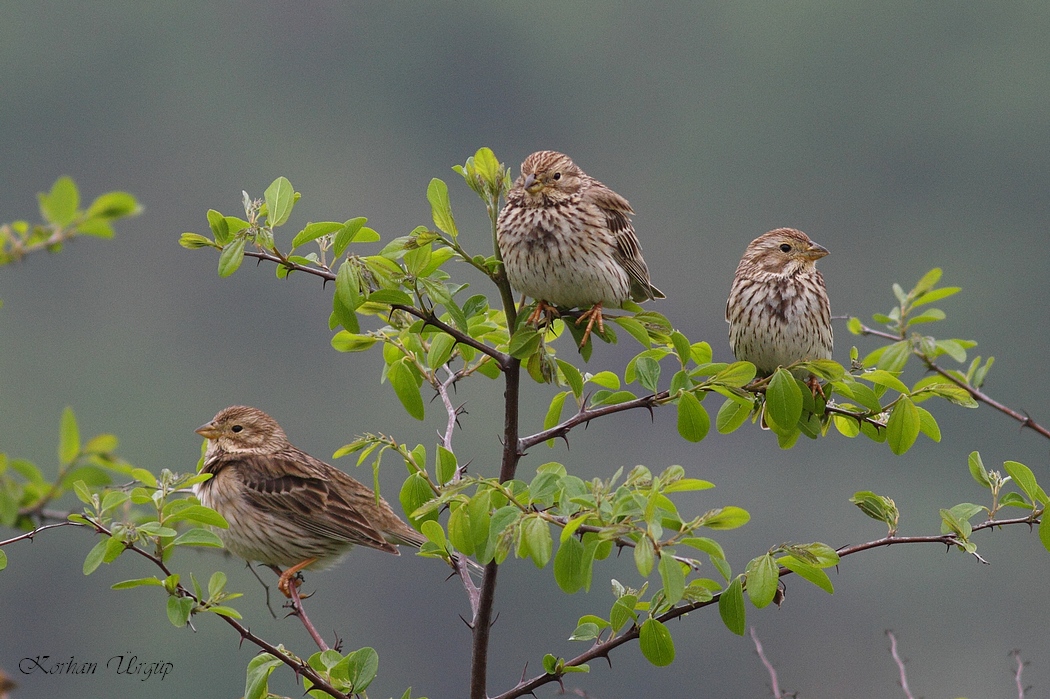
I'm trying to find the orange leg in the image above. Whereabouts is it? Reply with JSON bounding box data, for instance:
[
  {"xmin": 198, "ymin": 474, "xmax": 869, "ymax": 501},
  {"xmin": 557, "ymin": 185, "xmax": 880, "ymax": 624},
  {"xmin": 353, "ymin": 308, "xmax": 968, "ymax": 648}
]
[
  {"xmin": 525, "ymin": 300, "xmax": 559, "ymax": 328},
  {"xmin": 277, "ymin": 557, "xmax": 318, "ymax": 598},
  {"xmin": 574, "ymin": 303, "xmax": 605, "ymax": 347}
]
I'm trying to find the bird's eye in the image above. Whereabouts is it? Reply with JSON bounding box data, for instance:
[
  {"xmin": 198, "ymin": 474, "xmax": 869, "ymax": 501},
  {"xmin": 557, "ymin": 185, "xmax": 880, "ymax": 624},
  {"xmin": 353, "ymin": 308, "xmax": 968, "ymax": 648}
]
[
  {"xmin": 552, "ymin": 172, "xmax": 561, "ymax": 181},
  {"xmin": 231, "ymin": 424, "xmax": 243, "ymax": 433},
  {"xmin": 779, "ymin": 243, "xmax": 792, "ymax": 253}
]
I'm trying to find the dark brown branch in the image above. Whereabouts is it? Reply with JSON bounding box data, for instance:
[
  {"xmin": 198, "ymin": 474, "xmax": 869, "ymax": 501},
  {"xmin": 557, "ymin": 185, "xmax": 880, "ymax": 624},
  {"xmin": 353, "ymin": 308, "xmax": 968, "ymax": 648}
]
[
  {"xmin": 492, "ymin": 513, "xmax": 1040, "ymax": 699},
  {"xmin": 519, "ymin": 390, "xmax": 669, "ymax": 452},
  {"xmin": 0, "ymin": 520, "xmax": 82, "ymax": 546},
  {"xmin": 851, "ymin": 318, "xmax": 1050, "ymax": 441}
]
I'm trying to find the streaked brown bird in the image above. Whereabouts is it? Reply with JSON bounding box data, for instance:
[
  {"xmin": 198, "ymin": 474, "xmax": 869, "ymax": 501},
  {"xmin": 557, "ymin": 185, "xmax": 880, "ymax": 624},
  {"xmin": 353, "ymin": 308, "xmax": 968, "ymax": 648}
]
[
  {"xmin": 726, "ymin": 228, "xmax": 833, "ymax": 381},
  {"xmin": 496, "ymin": 150, "xmax": 664, "ymax": 346},
  {"xmin": 193, "ymin": 405, "xmax": 427, "ymax": 597}
]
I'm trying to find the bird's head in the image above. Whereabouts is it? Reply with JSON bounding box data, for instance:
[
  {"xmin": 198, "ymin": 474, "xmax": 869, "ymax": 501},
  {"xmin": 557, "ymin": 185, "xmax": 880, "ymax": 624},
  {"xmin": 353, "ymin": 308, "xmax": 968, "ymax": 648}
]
[
  {"xmin": 195, "ymin": 405, "xmax": 289, "ymax": 455},
  {"xmin": 517, "ymin": 150, "xmax": 585, "ymax": 203},
  {"xmin": 742, "ymin": 228, "xmax": 829, "ymax": 277}
]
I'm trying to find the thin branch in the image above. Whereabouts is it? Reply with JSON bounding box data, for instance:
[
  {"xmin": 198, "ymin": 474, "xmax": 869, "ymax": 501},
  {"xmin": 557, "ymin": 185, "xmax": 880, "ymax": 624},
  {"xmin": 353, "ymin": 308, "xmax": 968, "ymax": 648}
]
[
  {"xmin": 519, "ymin": 390, "xmax": 668, "ymax": 452},
  {"xmin": 750, "ymin": 627, "xmax": 783, "ymax": 698},
  {"xmin": 492, "ymin": 513, "xmax": 1040, "ymax": 699},
  {"xmin": 1010, "ymin": 649, "xmax": 1028, "ymax": 698},
  {"xmin": 851, "ymin": 318, "xmax": 1050, "ymax": 441},
  {"xmin": 287, "ymin": 582, "xmax": 330, "ymax": 652},
  {"xmin": 886, "ymin": 631, "xmax": 915, "ymax": 699},
  {"xmin": 0, "ymin": 520, "xmax": 82, "ymax": 547},
  {"xmin": 78, "ymin": 516, "xmax": 349, "ymax": 699}
]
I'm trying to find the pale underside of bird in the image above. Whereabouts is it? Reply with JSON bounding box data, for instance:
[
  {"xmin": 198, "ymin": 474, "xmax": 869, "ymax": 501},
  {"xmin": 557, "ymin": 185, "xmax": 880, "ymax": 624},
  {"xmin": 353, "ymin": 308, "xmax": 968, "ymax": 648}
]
[
  {"xmin": 726, "ymin": 227, "xmax": 833, "ymax": 382},
  {"xmin": 193, "ymin": 405, "xmax": 428, "ymax": 596},
  {"xmin": 496, "ymin": 150, "xmax": 664, "ymax": 346}
]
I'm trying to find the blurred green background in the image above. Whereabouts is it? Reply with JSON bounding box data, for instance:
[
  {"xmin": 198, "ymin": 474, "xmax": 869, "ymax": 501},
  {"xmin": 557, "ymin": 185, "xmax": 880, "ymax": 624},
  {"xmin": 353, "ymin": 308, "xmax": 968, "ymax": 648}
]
[{"xmin": 2, "ymin": 2, "xmax": 1049, "ymax": 697}]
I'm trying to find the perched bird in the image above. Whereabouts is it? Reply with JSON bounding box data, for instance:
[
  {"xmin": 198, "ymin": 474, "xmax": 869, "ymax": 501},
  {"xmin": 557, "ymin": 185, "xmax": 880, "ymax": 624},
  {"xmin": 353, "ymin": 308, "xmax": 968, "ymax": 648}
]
[
  {"xmin": 496, "ymin": 150, "xmax": 664, "ymax": 346},
  {"xmin": 726, "ymin": 228, "xmax": 833, "ymax": 381},
  {"xmin": 194, "ymin": 405, "xmax": 428, "ymax": 596}
]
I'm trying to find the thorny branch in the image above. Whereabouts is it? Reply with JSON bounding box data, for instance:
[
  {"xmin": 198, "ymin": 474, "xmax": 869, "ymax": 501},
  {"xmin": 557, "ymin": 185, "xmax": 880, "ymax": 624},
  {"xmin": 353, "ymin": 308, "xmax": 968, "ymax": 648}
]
[
  {"xmin": 491, "ymin": 513, "xmax": 1042, "ymax": 699},
  {"xmin": 0, "ymin": 518, "xmax": 350, "ymax": 699},
  {"xmin": 852, "ymin": 319, "xmax": 1050, "ymax": 441}
]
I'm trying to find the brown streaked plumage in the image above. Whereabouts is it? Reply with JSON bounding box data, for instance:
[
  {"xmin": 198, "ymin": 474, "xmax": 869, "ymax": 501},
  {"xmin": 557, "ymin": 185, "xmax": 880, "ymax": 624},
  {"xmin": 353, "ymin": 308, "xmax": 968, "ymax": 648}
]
[
  {"xmin": 193, "ymin": 405, "xmax": 426, "ymax": 596},
  {"xmin": 726, "ymin": 228, "xmax": 833, "ymax": 379},
  {"xmin": 496, "ymin": 150, "xmax": 664, "ymax": 346}
]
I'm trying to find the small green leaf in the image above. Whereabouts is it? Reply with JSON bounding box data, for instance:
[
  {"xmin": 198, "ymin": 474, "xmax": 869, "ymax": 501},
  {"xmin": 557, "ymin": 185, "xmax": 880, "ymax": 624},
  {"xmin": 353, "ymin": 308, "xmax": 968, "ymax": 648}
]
[
  {"xmin": 718, "ymin": 578, "xmax": 746, "ymax": 635},
  {"xmin": 716, "ymin": 396, "xmax": 752, "ymax": 434},
  {"xmin": 0, "ymin": 550, "xmax": 7, "ymax": 571},
  {"xmin": 543, "ymin": 392, "xmax": 569, "ymax": 445},
  {"xmin": 509, "ymin": 325, "xmax": 542, "ymax": 360},
  {"xmin": 639, "ymin": 618, "xmax": 675, "ymax": 666},
  {"xmin": 388, "ymin": 359, "xmax": 425, "ymax": 420},
  {"xmin": 554, "ymin": 535, "xmax": 588, "ymax": 594},
  {"xmin": 427, "ymin": 178, "xmax": 458, "ymax": 237},
  {"xmin": 245, "ymin": 652, "xmax": 283, "ymax": 699},
  {"xmin": 676, "ymin": 391, "xmax": 709, "ymax": 443},
  {"xmin": 968, "ymin": 451, "xmax": 991, "ymax": 489},
  {"xmin": 847, "ymin": 316, "xmax": 864, "ymax": 335},
  {"xmin": 670, "ymin": 331, "xmax": 691, "ymax": 366},
  {"xmin": 701, "ymin": 506, "xmax": 751, "ymax": 530},
  {"xmin": 634, "ymin": 537, "xmax": 655, "ymax": 577},
  {"xmin": 521, "ymin": 516, "xmax": 552, "ymax": 568},
  {"xmin": 39, "ymin": 176, "xmax": 80, "ymax": 226},
  {"xmin": 332, "ymin": 331, "xmax": 378, "ymax": 353},
  {"xmin": 83, "ymin": 539, "xmax": 108, "ymax": 575},
  {"xmin": 111, "ymin": 577, "xmax": 164, "ymax": 590},
  {"xmin": 587, "ymin": 371, "xmax": 620, "ymax": 389},
  {"xmin": 264, "ymin": 176, "xmax": 295, "ymax": 227},
  {"xmin": 744, "ymin": 554, "xmax": 779, "ymax": 608},
  {"xmin": 173, "ymin": 528, "xmax": 225, "ymax": 548},
  {"xmin": 1004, "ymin": 460, "xmax": 1047, "ymax": 505},
  {"xmin": 59, "ymin": 406, "xmax": 80, "ymax": 466},
  {"xmin": 886, "ymin": 397, "xmax": 920, "ymax": 455},
  {"xmin": 1040, "ymin": 512, "xmax": 1050, "ymax": 553},
  {"xmin": 657, "ymin": 552, "xmax": 686, "ymax": 605},
  {"xmin": 292, "ymin": 221, "xmax": 344, "ymax": 249},
  {"xmin": 610, "ymin": 594, "xmax": 638, "ymax": 632},
  {"xmin": 179, "ymin": 232, "xmax": 216, "ymax": 249},
  {"xmin": 217, "ymin": 237, "xmax": 246, "ymax": 277},
  {"xmin": 634, "ymin": 356, "xmax": 661, "ymax": 393},
  {"xmin": 166, "ymin": 596, "xmax": 194, "ymax": 628},
  {"xmin": 612, "ymin": 316, "xmax": 651, "ymax": 348},
  {"xmin": 765, "ymin": 369, "xmax": 803, "ymax": 431},
  {"xmin": 166, "ymin": 505, "xmax": 228, "ymax": 528},
  {"xmin": 778, "ymin": 556, "xmax": 834, "ymax": 594}
]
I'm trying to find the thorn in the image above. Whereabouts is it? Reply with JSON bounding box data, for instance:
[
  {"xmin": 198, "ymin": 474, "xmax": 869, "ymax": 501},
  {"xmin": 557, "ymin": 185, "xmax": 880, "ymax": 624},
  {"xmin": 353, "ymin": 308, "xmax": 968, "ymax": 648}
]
[
  {"xmin": 459, "ymin": 614, "xmax": 474, "ymax": 630},
  {"xmin": 519, "ymin": 661, "xmax": 529, "ymax": 683},
  {"xmin": 490, "ymin": 611, "xmax": 500, "ymax": 628},
  {"xmin": 645, "ymin": 404, "xmax": 655, "ymax": 423},
  {"xmin": 559, "ymin": 434, "xmax": 570, "ymax": 450}
]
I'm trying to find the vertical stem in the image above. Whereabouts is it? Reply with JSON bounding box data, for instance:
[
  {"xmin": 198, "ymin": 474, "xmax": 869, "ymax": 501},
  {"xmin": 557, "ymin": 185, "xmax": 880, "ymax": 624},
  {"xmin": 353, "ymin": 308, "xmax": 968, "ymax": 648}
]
[{"xmin": 469, "ymin": 358, "xmax": 520, "ymax": 699}]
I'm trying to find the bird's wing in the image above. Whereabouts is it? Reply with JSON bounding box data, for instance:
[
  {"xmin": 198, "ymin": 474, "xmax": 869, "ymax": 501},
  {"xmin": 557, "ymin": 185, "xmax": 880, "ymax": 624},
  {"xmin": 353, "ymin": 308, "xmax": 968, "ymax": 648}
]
[
  {"xmin": 231, "ymin": 450, "xmax": 402, "ymax": 554},
  {"xmin": 589, "ymin": 185, "xmax": 664, "ymax": 301}
]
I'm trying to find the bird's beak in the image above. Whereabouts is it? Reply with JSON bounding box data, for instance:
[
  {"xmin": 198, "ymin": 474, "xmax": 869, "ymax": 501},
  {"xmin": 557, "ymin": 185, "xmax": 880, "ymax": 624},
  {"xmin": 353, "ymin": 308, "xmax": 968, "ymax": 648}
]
[
  {"xmin": 805, "ymin": 242, "xmax": 829, "ymax": 260},
  {"xmin": 523, "ymin": 173, "xmax": 543, "ymax": 194},
  {"xmin": 195, "ymin": 422, "xmax": 221, "ymax": 439}
]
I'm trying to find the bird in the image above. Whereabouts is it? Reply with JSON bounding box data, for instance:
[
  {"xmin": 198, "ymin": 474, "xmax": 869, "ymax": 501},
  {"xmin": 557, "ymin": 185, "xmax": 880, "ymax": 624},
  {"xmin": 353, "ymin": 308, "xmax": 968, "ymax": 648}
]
[
  {"xmin": 726, "ymin": 228, "xmax": 833, "ymax": 384},
  {"xmin": 193, "ymin": 405, "xmax": 431, "ymax": 597},
  {"xmin": 496, "ymin": 150, "xmax": 664, "ymax": 347}
]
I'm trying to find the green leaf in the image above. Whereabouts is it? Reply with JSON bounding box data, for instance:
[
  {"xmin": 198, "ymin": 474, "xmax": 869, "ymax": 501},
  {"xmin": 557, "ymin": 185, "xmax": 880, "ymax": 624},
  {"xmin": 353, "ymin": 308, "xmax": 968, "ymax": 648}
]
[
  {"xmin": 612, "ymin": 316, "xmax": 651, "ymax": 348},
  {"xmin": 332, "ymin": 331, "xmax": 377, "ymax": 353},
  {"xmin": 166, "ymin": 596, "xmax": 194, "ymax": 628},
  {"xmin": 111, "ymin": 577, "xmax": 164, "ymax": 590},
  {"xmin": 336, "ymin": 260, "xmax": 364, "ymax": 313},
  {"xmin": 639, "ymin": 618, "xmax": 675, "ymax": 666},
  {"xmin": 714, "ymin": 361, "xmax": 757, "ymax": 387},
  {"xmin": 634, "ymin": 537, "xmax": 655, "ymax": 577},
  {"xmin": 569, "ymin": 621, "xmax": 601, "ymax": 641},
  {"xmin": 850, "ymin": 491, "xmax": 899, "ymax": 532},
  {"xmin": 388, "ymin": 359, "xmax": 425, "ymax": 420},
  {"xmin": 427, "ymin": 332, "xmax": 457, "ymax": 370},
  {"xmin": 657, "ymin": 552, "xmax": 686, "ymax": 605},
  {"xmin": 557, "ymin": 360, "xmax": 585, "ymax": 399},
  {"xmin": 86, "ymin": 190, "xmax": 140, "ymax": 219},
  {"xmin": 554, "ymin": 535, "xmax": 588, "ymax": 594},
  {"xmin": 718, "ymin": 578, "xmax": 746, "ymax": 635},
  {"xmin": 427, "ymin": 178, "xmax": 458, "ymax": 237},
  {"xmin": 0, "ymin": 550, "xmax": 6, "ymax": 571},
  {"xmin": 332, "ymin": 217, "xmax": 371, "ymax": 257},
  {"xmin": 968, "ymin": 451, "xmax": 992, "ymax": 489},
  {"xmin": 846, "ymin": 316, "xmax": 864, "ymax": 335},
  {"xmin": 610, "ymin": 594, "xmax": 638, "ymax": 632},
  {"xmin": 245, "ymin": 652, "xmax": 283, "ymax": 699},
  {"xmin": 1004, "ymin": 460, "xmax": 1047, "ymax": 505},
  {"xmin": 58, "ymin": 406, "xmax": 80, "ymax": 466},
  {"xmin": 745, "ymin": 554, "xmax": 779, "ymax": 608},
  {"xmin": 338, "ymin": 647, "xmax": 380, "ymax": 693},
  {"xmin": 912, "ymin": 285, "xmax": 961, "ymax": 307},
  {"xmin": 292, "ymin": 221, "xmax": 344, "ymax": 249},
  {"xmin": 916, "ymin": 406, "xmax": 941, "ymax": 442},
  {"xmin": 39, "ymin": 176, "xmax": 80, "ymax": 226},
  {"xmin": 508, "ymin": 325, "xmax": 542, "ymax": 360},
  {"xmin": 217, "ymin": 237, "xmax": 246, "ymax": 277},
  {"xmin": 543, "ymin": 392, "xmax": 569, "ymax": 445},
  {"xmin": 765, "ymin": 369, "xmax": 803, "ymax": 431},
  {"xmin": 83, "ymin": 539, "xmax": 108, "ymax": 575},
  {"xmin": 670, "ymin": 331, "xmax": 691, "ymax": 366},
  {"xmin": 264, "ymin": 176, "xmax": 295, "ymax": 227},
  {"xmin": 173, "ymin": 528, "xmax": 225, "ymax": 548},
  {"xmin": 166, "ymin": 504, "xmax": 228, "ymax": 528},
  {"xmin": 634, "ymin": 356, "xmax": 661, "ymax": 393},
  {"xmin": 521, "ymin": 516, "xmax": 552, "ymax": 568},
  {"xmin": 778, "ymin": 556, "xmax": 834, "ymax": 594},
  {"xmin": 400, "ymin": 473, "xmax": 436, "ymax": 528},
  {"xmin": 435, "ymin": 446, "xmax": 457, "ymax": 484},
  {"xmin": 676, "ymin": 391, "xmax": 709, "ymax": 443},
  {"xmin": 701, "ymin": 506, "xmax": 750, "ymax": 530},
  {"xmin": 179, "ymin": 232, "xmax": 216, "ymax": 249},
  {"xmin": 587, "ymin": 371, "xmax": 620, "ymax": 389},
  {"xmin": 716, "ymin": 397, "xmax": 752, "ymax": 434},
  {"xmin": 1040, "ymin": 512, "xmax": 1050, "ymax": 553},
  {"xmin": 886, "ymin": 397, "xmax": 920, "ymax": 455}
]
